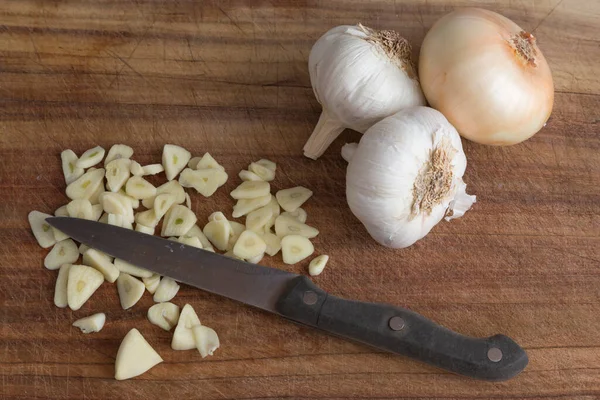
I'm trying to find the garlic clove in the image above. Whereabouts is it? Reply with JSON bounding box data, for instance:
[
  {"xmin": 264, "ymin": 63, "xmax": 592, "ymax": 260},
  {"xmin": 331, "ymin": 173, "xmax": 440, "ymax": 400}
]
[
  {"xmin": 255, "ymin": 158, "xmax": 276, "ymax": 172},
  {"xmin": 162, "ymin": 144, "xmax": 191, "ymax": 181},
  {"xmin": 54, "ymin": 264, "xmax": 72, "ymax": 308},
  {"xmin": 274, "ymin": 215, "xmax": 319, "ymax": 238},
  {"xmin": 118, "ymin": 188, "xmax": 140, "ymax": 209},
  {"xmin": 117, "ymin": 273, "xmax": 145, "ymax": 310},
  {"xmin": 153, "ymin": 277, "xmax": 180, "ymax": 303},
  {"xmin": 195, "ymin": 152, "xmax": 225, "ymax": 171},
  {"xmin": 147, "ymin": 302, "xmax": 180, "ymax": 331},
  {"xmin": 84, "ymin": 248, "xmax": 120, "ymax": 283},
  {"xmin": 54, "ymin": 205, "xmax": 69, "ymax": 217},
  {"xmin": 248, "ymin": 162, "xmax": 275, "ymax": 181},
  {"xmin": 207, "ymin": 211, "xmax": 232, "ymax": 229},
  {"xmin": 245, "ymin": 206, "xmax": 273, "ymax": 233},
  {"xmin": 91, "ymin": 204, "xmax": 103, "ymax": 221},
  {"xmin": 230, "ymin": 181, "xmax": 270, "ymax": 200},
  {"xmin": 232, "ymin": 194, "xmax": 271, "ymax": 218},
  {"xmin": 51, "ymin": 226, "xmax": 70, "ymax": 243},
  {"xmin": 261, "ymin": 232, "xmax": 282, "ymax": 256},
  {"xmin": 107, "ymin": 213, "xmax": 133, "ymax": 230},
  {"xmin": 88, "ymin": 183, "xmax": 105, "ymax": 205},
  {"xmin": 185, "ymin": 192, "xmax": 191, "ymax": 209},
  {"xmin": 238, "ymin": 170, "xmax": 263, "ymax": 182},
  {"xmin": 125, "ymin": 176, "xmax": 157, "ymax": 200},
  {"xmin": 102, "ymin": 192, "xmax": 134, "ymax": 223},
  {"xmin": 76, "ymin": 146, "xmax": 105, "ymax": 169},
  {"xmin": 135, "ymin": 223, "xmax": 154, "ymax": 235},
  {"xmin": 73, "ymin": 313, "xmax": 106, "ymax": 333},
  {"xmin": 308, "ymin": 255, "xmax": 329, "ymax": 276},
  {"xmin": 281, "ymin": 235, "xmax": 314, "ymax": 265},
  {"xmin": 142, "ymin": 163, "xmax": 164, "ymax": 176},
  {"xmin": 143, "ymin": 274, "xmax": 160, "ymax": 294},
  {"xmin": 246, "ymin": 252, "xmax": 264, "ymax": 264},
  {"xmin": 115, "ymin": 328, "xmax": 163, "ymax": 381},
  {"xmin": 223, "ymin": 250, "xmax": 243, "ymax": 260},
  {"xmin": 135, "ymin": 209, "xmax": 160, "ymax": 228},
  {"xmin": 264, "ymin": 195, "xmax": 281, "ymax": 230},
  {"xmin": 232, "ymin": 230, "xmax": 266, "ymax": 260},
  {"xmin": 105, "ymin": 158, "xmax": 131, "ymax": 192},
  {"xmin": 445, "ymin": 180, "xmax": 477, "ymax": 221},
  {"xmin": 142, "ymin": 181, "xmax": 186, "ymax": 208},
  {"xmin": 179, "ymin": 168, "xmax": 228, "ymax": 197},
  {"xmin": 177, "ymin": 235, "xmax": 203, "ymax": 249},
  {"xmin": 28, "ymin": 211, "xmax": 57, "ymax": 248},
  {"xmin": 61, "ymin": 149, "xmax": 84, "ymax": 185},
  {"xmin": 66, "ymin": 168, "xmax": 105, "ymax": 200},
  {"xmin": 104, "ymin": 144, "xmax": 133, "ymax": 165},
  {"xmin": 44, "ymin": 239, "xmax": 79, "ymax": 270},
  {"xmin": 114, "ymin": 258, "xmax": 153, "ymax": 278},
  {"xmin": 129, "ymin": 160, "xmax": 144, "ymax": 176},
  {"xmin": 192, "ymin": 325, "xmax": 220, "ymax": 358},
  {"xmin": 227, "ymin": 221, "xmax": 246, "ymax": 251},
  {"xmin": 78, "ymin": 243, "xmax": 90, "ymax": 255},
  {"xmin": 66, "ymin": 198, "xmax": 94, "ymax": 220},
  {"xmin": 203, "ymin": 220, "xmax": 231, "ymax": 251},
  {"xmin": 187, "ymin": 156, "xmax": 202, "ymax": 169},
  {"xmin": 185, "ymin": 224, "xmax": 215, "ymax": 251},
  {"xmin": 161, "ymin": 205, "xmax": 197, "ymax": 237},
  {"xmin": 281, "ymin": 208, "xmax": 307, "ymax": 223},
  {"xmin": 82, "ymin": 247, "xmax": 113, "ymax": 264},
  {"xmin": 67, "ymin": 265, "xmax": 104, "ymax": 311},
  {"xmin": 153, "ymin": 193, "xmax": 177, "ymax": 220},
  {"xmin": 171, "ymin": 304, "xmax": 201, "ymax": 350},
  {"xmin": 276, "ymin": 186, "xmax": 313, "ymax": 212}
]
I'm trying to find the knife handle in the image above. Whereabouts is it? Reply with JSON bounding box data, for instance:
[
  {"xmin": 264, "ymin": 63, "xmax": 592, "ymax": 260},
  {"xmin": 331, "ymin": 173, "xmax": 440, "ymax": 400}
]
[{"xmin": 276, "ymin": 276, "xmax": 528, "ymax": 381}]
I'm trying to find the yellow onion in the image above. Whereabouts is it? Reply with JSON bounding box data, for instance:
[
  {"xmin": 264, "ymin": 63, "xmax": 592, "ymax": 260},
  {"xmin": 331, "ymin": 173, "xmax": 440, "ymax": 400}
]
[{"xmin": 419, "ymin": 8, "xmax": 554, "ymax": 146}]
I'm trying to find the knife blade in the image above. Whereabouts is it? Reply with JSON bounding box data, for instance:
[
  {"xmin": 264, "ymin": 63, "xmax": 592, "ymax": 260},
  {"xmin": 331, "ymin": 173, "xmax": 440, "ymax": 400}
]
[{"xmin": 47, "ymin": 217, "xmax": 528, "ymax": 381}]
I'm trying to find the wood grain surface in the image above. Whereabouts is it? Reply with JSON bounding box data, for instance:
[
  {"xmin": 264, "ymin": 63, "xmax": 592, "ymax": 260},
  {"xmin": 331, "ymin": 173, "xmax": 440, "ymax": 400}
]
[{"xmin": 1, "ymin": 0, "xmax": 599, "ymax": 399}]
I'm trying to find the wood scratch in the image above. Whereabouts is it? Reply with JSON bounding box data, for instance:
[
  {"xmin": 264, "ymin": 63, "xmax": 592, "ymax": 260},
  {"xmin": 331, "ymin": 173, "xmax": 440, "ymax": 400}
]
[
  {"xmin": 215, "ymin": 2, "xmax": 244, "ymax": 34},
  {"xmin": 532, "ymin": 0, "xmax": 565, "ymax": 33}
]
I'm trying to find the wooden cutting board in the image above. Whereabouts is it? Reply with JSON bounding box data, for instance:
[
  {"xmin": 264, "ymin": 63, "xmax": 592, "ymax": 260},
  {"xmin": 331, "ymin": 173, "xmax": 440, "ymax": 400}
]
[{"xmin": 1, "ymin": 1, "xmax": 599, "ymax": 398}]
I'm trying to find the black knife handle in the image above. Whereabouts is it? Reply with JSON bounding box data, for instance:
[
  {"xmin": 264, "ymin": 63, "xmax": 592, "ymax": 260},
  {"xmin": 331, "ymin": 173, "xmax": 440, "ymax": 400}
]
[{"xmin": 276, "ymin": 276, "xmax": 528, "ymax": 381}]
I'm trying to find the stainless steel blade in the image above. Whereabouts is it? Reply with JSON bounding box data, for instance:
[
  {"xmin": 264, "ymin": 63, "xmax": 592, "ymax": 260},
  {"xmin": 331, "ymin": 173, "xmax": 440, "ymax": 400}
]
[{"xmin": 47, "ymin": 217, "xmax": 298, "ymax": 313}]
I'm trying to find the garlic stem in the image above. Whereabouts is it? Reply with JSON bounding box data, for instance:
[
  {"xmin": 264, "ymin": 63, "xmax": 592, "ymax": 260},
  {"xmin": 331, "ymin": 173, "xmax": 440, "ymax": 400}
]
[
  {"xmin": 341, "ymin": 143, "xmax": 358, "ymax": 162},
  {"xmin": 303, "ymin": 109, "xmax": 345, "ymax": 160},
  {"xmin": 445, "ymin": 181, "xmax": 476, "ymax": 221}
]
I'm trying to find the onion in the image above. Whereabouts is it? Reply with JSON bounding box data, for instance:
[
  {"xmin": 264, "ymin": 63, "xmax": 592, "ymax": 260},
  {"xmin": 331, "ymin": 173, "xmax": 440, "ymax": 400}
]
[{"xmin": 418, "ymin": 8, "xmax": 554, "ymax": 146}]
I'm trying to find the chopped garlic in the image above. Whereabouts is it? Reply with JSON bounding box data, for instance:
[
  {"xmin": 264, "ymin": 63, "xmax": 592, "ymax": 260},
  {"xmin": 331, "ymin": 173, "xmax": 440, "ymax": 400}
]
[
  {"xmin": 54, "ymin": 205, "xmax": 69, "ymax": 217},
  {"xmin": 188, "ymin": 156, "xmax": 202, "ymax": 169},
  {"xmin": 227, "ymin": 221, "xmax": 246, "ymax": 251},
  {"xmin": 161, "ymin": 205, "xmax": 197, "ymax": 237},
  {"xmin": 125, "ymin": 176, "xmax": 157, "ymax": 200},
  {"xmin": 135, "ymin": 223, "xmax": 154, "ymax": 235},
  {"xmin": 185, "ymin": 192, "xmax": 191, "ymax": 208},
  {"xmin": 230, "ymin": 181, "xmax": 270, "ymax": 200},
  {"xmin": 261, "ymin": 232, "xmax": 282, "ymax": 256},
  {"xmin": 107, "ymin": 213, "xmax": 133, "ymax": 229},
  {"xmin": 224, "ymin": 250, "xmax": 243, "ymax": 260},
  {"xmin": 143, "ymin": 274, "xmax": 160, "ymax": 294},
  {"xmin": 73, "ymin": 313, "xmax": 106, "ymax": 333},
  {"xmin": 142, "ymin": 181, "xmax": 186, "ymax": 208},
  {"xmin": 195, "ymin": 152, "xmax": 225, "ymax": 170},
  {"xmin": 115, "ymin": 328, "xmax": 163, "ymax": 381},
  {"xmin": 248, "ymin": 162, "xmax": 275, "ymax": 181},
  {"xmin": 185, "ymin": 225, "xmax": 214, "ymax": 251},
  {"xmin": 238, "ymin": 170, "xmax": 263, "ymax": 181},
  {"xmin": 177, "ymin": 235, "xmax": 203, "ymax": 249},
  {"xmin": 66, "ymin": 168, "xmax": 105, "ymax": 200},
  {"xmin": 281, "ymin": 208, "xmax": 307, "ymax": 223},
  {"xmin": 66, "ymin": 198, "xmax": 94, "ymax": 220},
  {"xmin": 44, "ymin": 239, "xmax": 79, "ymax": 270},
  {"xmin": 281, "ymin": 235, "xmax": 314, "ymax": 265},
  {"xmin": 162, "ymin": 144, "xmax": 191, "ymax": 181},
  {"xmin": 153, "ymin": 277, "xmax": 180, "ymax": 303},
  {"xmin": 76, "ymin": 146, "xmax": 105, "ymax": 169},
  {"xmin": 142, "ymin": 163, "xmax": 164, "ymax": 176},
  {"xmin": 203, "ymin": 219, "xmax": 231, "ymax": 251},
  {"xmin": 78, "ymin": 243, "xmax": 90, "ymax": 255},
  {"xmin": 28, "ymin": 211, "xmax": 57, "ymax": 248},
  {"xmin": 51, "ymin": 226, "xmax": 69, "ymax": 243},
  {"xmin": 232, "ymin": 194, "xmax": 271, "ymax": 218},
  {"xmin": 276, "ymin": 186, "xmax": 313, "ymax": 212},
  {"xmin": 274, "ymin": 215, "xmax": 319, "ymax": 238},
  {"xmin": 67, "ymin": 265, "xmax": 104, "ymax": 311},
  {"xmin": 104, "ymin": 144, "xmax": 133, "ymax": 165},
  {"xmin": 88, "ymin": 183, "xmax": 105, "ymax": 205},
  {"xmin": 179, "ymin": 168, "xmax": 228, "ymax": 197},
  {"xmin": 154, "ymin": 193, "xmax": 177, "ymax": 220},
  {"xmin": 256, "ymin": 158, "xmax": 276, "ymax": 171},
  {"xmin": 105, "ymin": 158, "xmax": 131, "ymax": 192},
  {"xmin": 54, "ymin": 264, "xmax": 71, "ymax": 308},
  {"xmin": 134, "ymin": 209, "xmax": 160, "ymax": 228},
  {"xmin": 264, "ymin": 195, "xmax": 281, "ymax": 230},
  {"xmin": 233, "ymin": 230, "xmax": 266, "ymax": 260},
  {"xmin": 61, "ymin": 149, "xmax": 84, "ymax": 185},
  {"xmin": 130, "ymin": 160, "xmax": 144, "ymax": 176},
  {"xmin": 147, "ymin": 302, "xmax": 180, "ymax": 331},
  {"xmin": 117, "ymin": 273, "xmax": 145, "ymax": 310},
  {"xmin": 84, "ymin": 248, "xmax": 120, "ymax": 282},
  {"xmin": 192, "ymin": 325, "xmax": 220, "ymax": 358},
  {"xmin": 246, "ymin": 206, "xmax": 273, "ymax": 233},
  {"xmin": 91, "ymin": 204, "xmax": 103, "ymax": 221},
  {"xmin": 171, "ymin": 304, "xmax": 201, "ymax": 350},
  {"xmin": 309, "ymin": 255, "xmax": 329, "ymax": 276},
  {"xmin": 114, "ymin": 258, "xmax": 153, "ymax": 278},
  {"xmin": 246, "ymin": 252, "xmax": 264, "ymax": 264},
  {"xmin": 102, "ymin": 192, "xmax": 134, "ymax": 223}
]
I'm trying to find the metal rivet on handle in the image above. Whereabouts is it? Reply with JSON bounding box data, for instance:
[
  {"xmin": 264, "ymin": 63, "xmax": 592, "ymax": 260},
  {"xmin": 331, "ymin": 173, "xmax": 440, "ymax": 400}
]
[
  {"xmin": 487, "ymin": 347, "xmax": 503, "ymax": 362},
  {"xmin": 389, "ymin": 316, "xmax": 405, "ymax": 331},
  {"xmin": 303, "ymin": 291, "xmax": 318, "ymax": 305}
]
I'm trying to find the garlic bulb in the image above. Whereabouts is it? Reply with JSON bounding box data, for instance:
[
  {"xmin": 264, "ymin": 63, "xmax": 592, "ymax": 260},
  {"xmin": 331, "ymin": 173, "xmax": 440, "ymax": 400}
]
[
  {"xmin": 419, "ymin": 8, "xmax": 554, "ymax": 145},
  {"xmin": 344, "ymin": 107, "xmax": 475, "ymax": 248},
  {"xmin": 303, "ymin": 24, "xmax": 426, "ymax": 160}
]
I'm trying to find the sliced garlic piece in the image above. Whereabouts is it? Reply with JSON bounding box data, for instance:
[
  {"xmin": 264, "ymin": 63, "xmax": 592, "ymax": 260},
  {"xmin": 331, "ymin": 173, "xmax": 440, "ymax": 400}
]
[
  {"xmin": 117, "ymin": 273, "xmax": 145, "ymax": 310},
  {"xmin": 66, "ymin": 198, "xmax": 94, "ymax": 220},
  {"xmin": 246, "ymin": 206, "xmax": 273, "ymax": 233},
  {"xmin": 102, "ymin": 192, "xmax": 134, "ymax": 223},
  {"xmin": 118, "ymin": 188, "xmax": 140, "ymax": 209},
  {"xmin": 256, "ymin": 159, "xmax": 276, "ymax": 171},
  {"xmin": 88, "ymin": 183, "xmax": 105, "ymax": 205},
  {"xmin": 114, "ymin": 258, "xmax": 153, "ymax": 278},
  {"xmin": 61, "ymin": 149, "xmax": 84, "ymax": 185},
  {"xmin": 66, "ymin": 168, "xmax": 105, "ymax": 200},
  {"xmin": 54, "ymin": 264, "xmax": 71, "ymax": 308},
  {"xmin": 153, "ymin": 277, "xmax": 180, "ymax": 303},
  {"xmin": 28, "ymin": 211, "xmax": 57, "ymax": 248},
  {"xmin": 281, "ymin": 208, "xmax": 307, "ymax": 223},
  {"xmin": 248, "ymin": 162, "xmax": 275, "ymax": 181},
  {"xmin": 153, "ymin": 193, "xmax": 176, "ymax": 220},
  {"xmin": 264, "ymin": 195, "xmax": 281, "ymax": 230},
  {"xmin": 115, "ymin": 328, "xmax": 163, "ymax": 381},
  {"xmin": 54, "ymin": 205, "xmax": 69, "ymax": 217},
  {"xmin": 195, "ymin": 152, "xmax": 225, "ymax": 170},
  {"xmin": 276, "ymin": 186, "xmax": 313, "ymax": 212},
  {"xmin": 76, "ymin": 146, "xmax": 105, "ymax": 169},
  {"xmin": 52, "ymin": 226, "xmax": 69, "ymax": 243},
  {"xmin": 230, "ymin": 181, "xmax": 270, "ymax": 200},
  {"xmin": 161, "ymin": 205, "xmax": 197, "ymax": 237},
  {"xmin": 91, "ymin": 204, "xmax": 103, "ymax": 221},
  {"xmin": 171, "ymin": 304, "xmax": 201, "ymax": 350},
  {"xmin": 185, "ymin": 192, "xmax": 191, "ymax": 208},
  {"xmin": 223, "ymin": 251, "xmax": 243, "ymax": 260},
  {"xmin": 67, "ymin": 265, "xmax": 104, "ymax": 311},
  {"xmin": 202, "ymin": 220, "xmax": 231, "ymax": 251},
  {"xmin": 192, "ymin": 325, "xmax": 220, "ymax": 358},
  {"xmin": 246, "ymin": 252, "xmax": 264, "ymax": 264},
  {"xmin": 188, "ymin": 156, "xmax": 202, "ymax": 169},
  {"xmin": 143, "ymin": 274, "xmax": 160, "ymax": 294},
  {"xmin": 233, "ymin": 230, "xmax": 266, "ymax": 260},
  {"xmin": 108, "ymin": 213, "xmax": 133, "ymax": 230},
  {"xmin": 84, "ymin": 248, "xmax": 120, "ymax": 282},
  {"xmin": 130, "ymin": 160, "xmax": 144, "ymax": 176},
  {"xmin": 135, "ymin": 209, "xmax": 160, "ymax": 228},
  {"xmin": 148, "ymin": 302, "xmax": 180, "ymax": 331},
  {"xmin": 227, "ymin": 221, "xmax": 246, "ymax": 250},
  {"xmin": 105, "ymin": 158, "xmax": 131, "ymax": 192},
  {"xmin": 177, "ymin": 235, "xmax": 203, "ymax": 249},
  {"xmin": 78, "ymin": 243, "xmax": 90, "ymax": 255},
  {"xmin": 238, "ymin": 170, "xmax": 263, "ymax": 181},
  {"xmin": 309, "ymin": 255, "xmax": 329, "ymax": 276},
  {"xmin": 185, "ymin": 225, "xmax": 214, "ymax": 251},
  {"xmin": 142, "ymin": 163, "xmax": 164, "ymax": 176},
  {"xmin": 207, "ymin": 211, "xmax": 232, "ymax": 229},
  {"xmin": 274, "ymin": 215, "xmax": 319, "ymax": 238},
  {"xmin": 73, "ymin": 313, "xmax": 106, "ymax": 333},
  {"xmin": 142, "ymin": 180, "xmax": 186, "ymax": 208},
  {"xmin": 261, "ymin": 232, "xmax": 282, "ymax": 256},
  {"xmin": 232, "ymin": 194, "xmax": 271, "ymax": 218},
  {"xmin": 163, "ymin": 144, "xmax": 191, "ymax": 181},
  {"xmin": 179, "ymin": 168, "xmax": 228, "ymax": 197},
  {"xmin": 44, "ymin": 239, "xmax": 79, "ymax": 270},
  {"xmin": 126, "ymin": 176, "xmax": 157, "ymax": 200},
  {"xmin": 281, "ymin": 235, "xmax": 314, "ymax": 265},
  {"xmin": 104, "ymin": 144, "xmax": 133, "ymax": 165},
  {"xmin": 82, "ymin": 247, "xmax": 113, "ymax": 264},
  {"xmin": 135, "ymin": 223, "xmax": 154, "ymax": 235}
]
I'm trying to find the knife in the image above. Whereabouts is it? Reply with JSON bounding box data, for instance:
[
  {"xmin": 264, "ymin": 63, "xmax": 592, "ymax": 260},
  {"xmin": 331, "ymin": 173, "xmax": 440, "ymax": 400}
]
[{"xmin": 47, "ymin": 217, "xmax": 528, "ymax": 381}]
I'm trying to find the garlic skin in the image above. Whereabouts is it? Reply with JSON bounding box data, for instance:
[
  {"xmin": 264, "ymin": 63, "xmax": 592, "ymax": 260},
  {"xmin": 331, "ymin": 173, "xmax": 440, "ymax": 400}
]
[
  {"xmin": 304, "ymin": 24, "xmax": 426, "ymax": 160},
  {"xmin": 345, "ymin": 107, "xmax": 475, "ymax": 248}
]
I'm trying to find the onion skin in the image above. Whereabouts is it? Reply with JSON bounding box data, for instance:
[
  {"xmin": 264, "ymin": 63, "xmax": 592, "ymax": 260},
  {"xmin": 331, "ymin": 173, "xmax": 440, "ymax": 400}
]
[{"xmin": 419, "ymin": 8, "xmax": 554, "ymax": 146}]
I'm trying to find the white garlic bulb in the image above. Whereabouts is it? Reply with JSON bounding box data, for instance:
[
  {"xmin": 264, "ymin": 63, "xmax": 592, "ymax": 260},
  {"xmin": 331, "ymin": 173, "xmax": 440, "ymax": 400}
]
[
  {"xmin": 304, "ymin": 24, "xmax": 426, "ymax": 160},
  {"xmin": 344, "ymin": 107, "xmax": 476, "ymax": 248}
]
